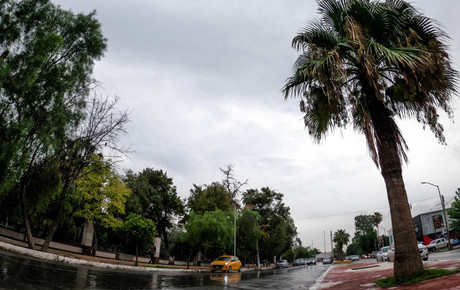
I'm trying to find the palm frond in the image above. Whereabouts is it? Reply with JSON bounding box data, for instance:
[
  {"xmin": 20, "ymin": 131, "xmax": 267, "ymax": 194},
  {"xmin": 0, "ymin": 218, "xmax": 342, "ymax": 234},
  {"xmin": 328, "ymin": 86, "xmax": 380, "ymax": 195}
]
[
  {"xmin": 367, "ymin": 40, "xmax": 430, "ymax": 70},
  {"xmin": 292, "ymin": 20, "xmax": 339, "ymax": 52},
  {"xmin": 317, "ymin": 0, "xmax": 348, "ymax": 33}
]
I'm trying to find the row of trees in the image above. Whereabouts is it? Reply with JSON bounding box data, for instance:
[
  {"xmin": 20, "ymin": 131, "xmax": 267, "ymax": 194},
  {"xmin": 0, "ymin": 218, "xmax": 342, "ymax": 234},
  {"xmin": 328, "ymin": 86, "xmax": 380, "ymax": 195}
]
[
  {"xmin": 332, "ymin": 212, "xmax": 386, "ymax": 261},
  {"xmin": 0, "ymin": 0, "xmax": 307, "ymax": 266},
  {"xmin": 0, "ymin": 0, "xmax": 130, "ymax": 252}
]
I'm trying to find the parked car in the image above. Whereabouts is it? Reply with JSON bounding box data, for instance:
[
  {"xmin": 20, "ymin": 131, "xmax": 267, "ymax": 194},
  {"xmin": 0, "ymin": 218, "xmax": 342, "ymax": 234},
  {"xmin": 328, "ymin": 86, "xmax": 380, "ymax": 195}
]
[
  {"xmin": 376, "ymin": 246, "xmax": 390, "ymax": 262},
  {"xmin": 210, "ymin": 255, "xmax": 242, "ymax": 273},
  {"xmin": 427, "ymin": 238, "xmax": 448, "ymax": 252},
  {"xmin": 276, "ymin": 259, "xmax": 289, "ymax": 268},
  {"xmin": 307, "ymin": 258, "xmax": 317, "ymax": 265},
  {"xmin": 293, "ymin": 259, "xmax": 303, "ymax": 266},
  {"xmin": 387, "ymin": 243, "xmax": 429, "ymax": 262},
  {"xmin": 349, "ymin": 255, "xmax": 359, "ymax": 261},
  {"xmin": 322, "ymin": 257, "xmax": 333, "ymax": 264},
  {"xmin": 370, "ymin": 251, "xmax": 379, "ymax": 259}
]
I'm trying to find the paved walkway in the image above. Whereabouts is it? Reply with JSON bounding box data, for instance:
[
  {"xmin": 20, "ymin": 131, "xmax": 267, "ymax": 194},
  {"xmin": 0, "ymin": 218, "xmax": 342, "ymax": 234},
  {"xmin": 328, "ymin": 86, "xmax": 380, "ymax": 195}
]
[
  {"xmin": 0, "ymin": 238, "xmax": 274, "ymax": 273},
  {"xmin": 313, "ymin": 260, "xmax": 460, "ymax": 289}
]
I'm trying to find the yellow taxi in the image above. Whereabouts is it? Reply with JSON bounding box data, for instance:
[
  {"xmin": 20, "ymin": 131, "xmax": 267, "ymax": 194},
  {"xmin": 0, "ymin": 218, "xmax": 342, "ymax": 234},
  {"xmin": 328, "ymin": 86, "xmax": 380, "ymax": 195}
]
[{"xmin": 210, "ymin": 255, "xmax": 242, "ymax": 273}]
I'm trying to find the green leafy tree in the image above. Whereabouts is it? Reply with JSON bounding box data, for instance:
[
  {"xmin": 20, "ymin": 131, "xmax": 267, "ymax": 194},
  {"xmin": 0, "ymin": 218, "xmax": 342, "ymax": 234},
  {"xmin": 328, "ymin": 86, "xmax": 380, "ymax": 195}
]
[
  {"xmin": 346, "ymin": 243, "xmax": 359, "ymax": 256},
  {"xmin": 120, "ymin": 213, "xmax": 156, "ymax": 266},
  {"xmin": 354, "ymin": 215, "xmax": 375, "ymax": 236},
  {"xmin": 243, "ymin": 187, "xmax": 297, "ymax": 261},
  {"xmin": 124, "ymin": 168, "xmax": 185, "ymax": 258},
  {"xmin": 333, "ymin": 229, "xmax": 350, "ymax": 261},
  {"xmin": 187, "ymin": 183, "xmax": 232, "ymax": 215},
  {"xmin": 448, "ymin": 188, "xmax": 460, "ymax": 233},
  {"xmin": 283, "ymin": 0, "xmax": 457, "ymax": 280},
  {"xmin": 353, "ymin": 214, "xmax": 378, "ymax": 254},
  {"xmin": 353, "ymin": 215, "xmax": 377, "ymax": 255},
  {"xmin": 185, "ymin": 210, "xmax": 234, "ymax": 259},
  {"xmin": 236, "ymin": 210, "xmax": 262, "ymax": 266},
  {"xmin": 295, "ymin": 246, "xmax": 319, "ymax": 259},
  {"xmin": 0, "ymin": 0, "xmax": 107, "ymax": 249},
  {"xmin": 74, "ymin": 155, "xmax": 131, "ymax": 253},
  {"xmin": 283, "ymin": 248, "xmax": 296, "ymax": 263}
]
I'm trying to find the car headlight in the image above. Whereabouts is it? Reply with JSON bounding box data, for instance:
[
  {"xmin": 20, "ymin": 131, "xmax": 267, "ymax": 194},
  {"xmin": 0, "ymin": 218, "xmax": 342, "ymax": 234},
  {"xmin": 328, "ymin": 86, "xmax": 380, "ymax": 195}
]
[{"xmin": 224, "ymin": 262, "xmax": 229, "ymax": 265}]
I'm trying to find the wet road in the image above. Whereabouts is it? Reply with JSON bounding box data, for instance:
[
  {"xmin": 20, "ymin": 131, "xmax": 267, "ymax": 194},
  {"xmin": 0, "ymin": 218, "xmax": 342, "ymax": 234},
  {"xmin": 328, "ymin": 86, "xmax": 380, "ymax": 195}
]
[{"xmin": 0, "ymin": 249, "xmax": 329, "ymax": 289}]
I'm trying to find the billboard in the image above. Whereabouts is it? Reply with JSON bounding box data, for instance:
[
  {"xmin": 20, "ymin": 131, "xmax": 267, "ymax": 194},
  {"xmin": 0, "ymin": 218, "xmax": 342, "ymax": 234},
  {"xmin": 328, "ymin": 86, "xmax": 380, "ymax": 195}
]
[{"xmin": 432, "ymin": 214, "xmax": 444, "ymax": 228}]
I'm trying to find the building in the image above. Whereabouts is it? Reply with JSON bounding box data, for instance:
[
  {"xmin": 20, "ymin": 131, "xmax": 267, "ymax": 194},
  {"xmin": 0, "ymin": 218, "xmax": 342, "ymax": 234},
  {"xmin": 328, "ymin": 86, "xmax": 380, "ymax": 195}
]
[{"xmin": 412, "ymin": 208, "xmax": 452, "ymax": 242}]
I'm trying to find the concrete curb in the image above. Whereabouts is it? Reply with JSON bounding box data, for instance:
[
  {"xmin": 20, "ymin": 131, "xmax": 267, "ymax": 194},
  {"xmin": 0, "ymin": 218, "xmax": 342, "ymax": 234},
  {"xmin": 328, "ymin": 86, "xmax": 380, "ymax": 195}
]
[{"xmin": 0, "ymin": 241, "xmax": 196, "ymax": 273}]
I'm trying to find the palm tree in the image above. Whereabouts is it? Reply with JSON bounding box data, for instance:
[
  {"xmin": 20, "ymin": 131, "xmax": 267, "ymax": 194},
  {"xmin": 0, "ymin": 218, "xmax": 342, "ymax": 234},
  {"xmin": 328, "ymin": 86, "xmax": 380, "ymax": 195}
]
[
  {"xmin": 333, "ymin": 229, "xmax": 350, "ymax": 261},
  {"xmin": 283, "ymin": 0, "xmax": 458, "ymax": 281},
  {"xmin": 372, "ymin": 212, "xmax": 383, "ymax": 247}
]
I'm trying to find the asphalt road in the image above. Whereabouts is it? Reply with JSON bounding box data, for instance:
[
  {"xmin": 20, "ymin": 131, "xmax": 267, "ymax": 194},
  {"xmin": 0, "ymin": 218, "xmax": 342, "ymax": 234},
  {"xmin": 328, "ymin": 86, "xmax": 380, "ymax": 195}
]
[
  {"xmin": 0, "ymin": 248, "xmax": 328, "ymax": 289},
  {"xmin": 2, "ymin": 248, "xmax": 456, "ymax": 289}
]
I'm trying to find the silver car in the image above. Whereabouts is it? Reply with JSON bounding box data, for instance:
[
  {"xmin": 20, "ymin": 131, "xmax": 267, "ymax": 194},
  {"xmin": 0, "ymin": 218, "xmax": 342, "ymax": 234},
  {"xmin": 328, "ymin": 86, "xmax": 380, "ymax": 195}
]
[
  {"xmin": 387, "ymin": 243, "xmax": 429, "ymax": 261},
  {"xmin": 276, "ymin": 259, "xmax": 289, "ymax": 268},
  {"xmin": 376, "ymin": 246, "xmax": 390, "ymax": 262}
]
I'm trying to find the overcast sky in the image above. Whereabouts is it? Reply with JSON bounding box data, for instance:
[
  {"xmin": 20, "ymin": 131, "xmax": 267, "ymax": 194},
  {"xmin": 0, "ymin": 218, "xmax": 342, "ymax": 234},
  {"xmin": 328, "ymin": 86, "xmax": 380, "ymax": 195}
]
[{"xmin": 52, "ymin": 0, "xmax": 460, "ymax": 252}]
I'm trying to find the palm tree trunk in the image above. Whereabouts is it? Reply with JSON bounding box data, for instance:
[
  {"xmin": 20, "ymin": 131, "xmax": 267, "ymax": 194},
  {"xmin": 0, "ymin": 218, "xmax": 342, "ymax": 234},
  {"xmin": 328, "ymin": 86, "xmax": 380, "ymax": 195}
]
[{"xmin": 368, "ymin": 95, "xmax": 424, "ymax": 280}]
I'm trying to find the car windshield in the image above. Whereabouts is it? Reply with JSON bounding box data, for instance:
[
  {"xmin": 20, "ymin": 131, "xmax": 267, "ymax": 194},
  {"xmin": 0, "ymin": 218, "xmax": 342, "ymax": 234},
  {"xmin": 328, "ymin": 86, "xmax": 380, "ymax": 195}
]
[
  {"xmin": 277, "ymin": 260, "xmax": 286, "ymax": 263},
  {"xmin": 382, "ymin": 247, "xmax": 389, "ymax": 252},
  {"xmin": 216, "ymin": 256, "xmax": 231, "ymax": 261}
]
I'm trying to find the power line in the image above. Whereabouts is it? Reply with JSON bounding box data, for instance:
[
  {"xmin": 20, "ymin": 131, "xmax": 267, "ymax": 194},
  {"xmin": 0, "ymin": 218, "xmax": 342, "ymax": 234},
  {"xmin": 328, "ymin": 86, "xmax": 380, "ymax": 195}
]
[{"xmin": 296, "ymin": 195, "xmax": 454, "ymax": 221}]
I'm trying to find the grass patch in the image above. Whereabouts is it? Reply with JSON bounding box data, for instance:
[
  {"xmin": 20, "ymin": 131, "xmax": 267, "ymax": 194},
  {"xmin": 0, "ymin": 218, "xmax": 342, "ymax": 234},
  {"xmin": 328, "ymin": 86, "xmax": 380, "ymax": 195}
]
[{"xmin": 376, "ymin": 268, "xmax": 460, "ymax": 288}]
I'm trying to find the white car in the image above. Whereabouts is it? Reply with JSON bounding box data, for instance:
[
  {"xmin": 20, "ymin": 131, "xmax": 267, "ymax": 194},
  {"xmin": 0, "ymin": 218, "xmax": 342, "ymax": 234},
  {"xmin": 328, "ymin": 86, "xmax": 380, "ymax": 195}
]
[
  {"xmin": 427, "ymin": 238, "xmax": 448, "ymax": 252},
  {"xmin": 387, "ymin": 243, "xmax": 429, "ymax": 261},
  {"xmin": 376, "ymin": 246, "xmax": 390, "ymax": 262}
]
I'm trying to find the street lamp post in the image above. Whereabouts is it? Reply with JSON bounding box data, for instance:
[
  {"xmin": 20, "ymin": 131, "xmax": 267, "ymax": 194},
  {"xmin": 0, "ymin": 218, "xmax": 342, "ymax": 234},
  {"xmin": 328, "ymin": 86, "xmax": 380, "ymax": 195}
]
[
  {"xmin": 234, "ymin": 204, "xmax": 236, "ymax": 257},
  {"xmin": 421, "ymin": 181, "xmax": 452, "ymax": 250}
]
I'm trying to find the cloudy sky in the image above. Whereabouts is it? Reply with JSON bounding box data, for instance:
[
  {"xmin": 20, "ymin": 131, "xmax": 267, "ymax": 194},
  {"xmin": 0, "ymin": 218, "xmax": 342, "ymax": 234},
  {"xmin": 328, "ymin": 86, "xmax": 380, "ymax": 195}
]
[{"xmin": 52, "ymin": 0, "xmax": 460, "ymax": 252}]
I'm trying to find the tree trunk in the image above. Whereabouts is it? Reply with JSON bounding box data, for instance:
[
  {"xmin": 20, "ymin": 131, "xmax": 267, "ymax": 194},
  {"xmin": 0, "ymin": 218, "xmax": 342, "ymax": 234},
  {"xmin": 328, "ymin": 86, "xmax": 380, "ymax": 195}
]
[
  {"xmin": 368, "ymin": 95, "xmax": 424, "ymax": 281},
  {"xmin": 92, "ymin": 226, "xmax": 98, "ymax": 257},
  {"xmin": 162, "ymin": 229, "xmax": 170, "ymax": 258},
  {"xmin": 135, "ymin": 243, "xmax": 139, "ymax": 266},
  {"xmin": 256, "ymin": 242, "xmax": 260, "ymax": 268},
  {"xmin": 19, "ymin": 182, "xmax": 35, "ymax": 250},
  {"xmin": 41, "ymin": 184, "xmax": 68, "ymax": 252}
]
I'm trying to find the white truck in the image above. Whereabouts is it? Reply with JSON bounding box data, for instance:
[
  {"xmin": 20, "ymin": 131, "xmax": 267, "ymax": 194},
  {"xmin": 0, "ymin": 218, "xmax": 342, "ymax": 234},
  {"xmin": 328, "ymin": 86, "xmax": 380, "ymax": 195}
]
[{"xmin": 426, "ymin": 238, "xmax": 448, "ymax": 252}]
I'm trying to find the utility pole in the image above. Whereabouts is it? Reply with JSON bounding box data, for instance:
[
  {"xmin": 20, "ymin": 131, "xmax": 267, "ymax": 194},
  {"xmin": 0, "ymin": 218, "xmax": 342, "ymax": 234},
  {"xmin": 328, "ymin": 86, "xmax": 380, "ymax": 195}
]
[
  {"xmin": 421, "ymin": 182, "xmax": 452, "ymax": 250},
  {"xmin": 330, "ymin": 231, "xmax": 333, "ymax": 256},
  {"xmin": 324, "ymin": 230, "xmax": 326, "ymax": 253}
]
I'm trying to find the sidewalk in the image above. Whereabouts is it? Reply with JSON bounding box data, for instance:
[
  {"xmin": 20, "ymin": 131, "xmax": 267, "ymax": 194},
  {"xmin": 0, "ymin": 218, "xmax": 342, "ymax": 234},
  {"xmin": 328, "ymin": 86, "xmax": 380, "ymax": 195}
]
[
  {"xmin": 313, "ymin": 260, "xmax": 460, "ymax": 289},
  {"xmin": 0, "ymin": 238, "xmax": 274, "ymax": 273}
]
